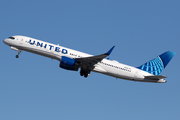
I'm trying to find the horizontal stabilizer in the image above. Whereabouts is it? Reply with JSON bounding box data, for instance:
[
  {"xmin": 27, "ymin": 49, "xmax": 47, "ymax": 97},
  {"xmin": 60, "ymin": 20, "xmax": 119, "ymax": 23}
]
[{"xmin": 145, "ymin": 75, "xmax": 167, "ymax": 80}]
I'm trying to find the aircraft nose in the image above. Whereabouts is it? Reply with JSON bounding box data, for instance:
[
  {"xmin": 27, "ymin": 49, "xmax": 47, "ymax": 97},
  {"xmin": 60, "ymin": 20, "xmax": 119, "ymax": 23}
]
[{"xmin": 3, "ymin": 39, "xmax": 8, "ymax": 45}]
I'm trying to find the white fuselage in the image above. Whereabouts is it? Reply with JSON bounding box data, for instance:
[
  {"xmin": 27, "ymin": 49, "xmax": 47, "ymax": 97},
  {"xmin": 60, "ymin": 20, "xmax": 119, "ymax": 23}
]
[{"xmin": 3, "ymin": 35, "xmax": 166, "ymax": 83}]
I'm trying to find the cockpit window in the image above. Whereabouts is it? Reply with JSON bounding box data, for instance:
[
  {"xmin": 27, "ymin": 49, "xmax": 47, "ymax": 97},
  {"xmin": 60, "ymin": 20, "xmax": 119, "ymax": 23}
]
[{"xmin": 9, "ymin": 37, "xmax": 15, "ymax": 39}]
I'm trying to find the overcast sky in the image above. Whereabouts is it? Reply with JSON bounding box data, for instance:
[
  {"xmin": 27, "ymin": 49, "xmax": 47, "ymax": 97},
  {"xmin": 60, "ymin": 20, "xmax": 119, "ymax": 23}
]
[{"xmin": 1, "ymin": 0, "xmax": 180, "ymax": 120}]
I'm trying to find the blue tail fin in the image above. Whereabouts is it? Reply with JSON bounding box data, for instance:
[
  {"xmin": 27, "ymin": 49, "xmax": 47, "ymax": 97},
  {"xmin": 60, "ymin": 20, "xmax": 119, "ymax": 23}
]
[{"xmin": 137, "ymin": 51, "xmax": 176, "ymax": 75}]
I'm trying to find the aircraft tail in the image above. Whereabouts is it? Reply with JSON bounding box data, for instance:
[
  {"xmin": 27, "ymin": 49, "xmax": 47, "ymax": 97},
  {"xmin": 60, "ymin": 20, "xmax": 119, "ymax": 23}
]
[{"xmin": 137, "ymin": 51, "xmax": 175, "ymax": 75}]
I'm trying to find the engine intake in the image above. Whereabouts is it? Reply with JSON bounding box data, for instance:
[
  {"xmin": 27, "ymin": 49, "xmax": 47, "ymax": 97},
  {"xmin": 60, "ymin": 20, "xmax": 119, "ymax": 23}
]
[{"xmin": 59, "ymin": 56, "xmax": 79, "ymax": 71}]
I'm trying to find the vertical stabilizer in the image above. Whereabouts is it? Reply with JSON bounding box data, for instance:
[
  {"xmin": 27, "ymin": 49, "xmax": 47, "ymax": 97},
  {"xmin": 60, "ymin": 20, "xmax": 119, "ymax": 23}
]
[{"xmin": 137, "ymin": 51, "xmax": 175, "ymax": 75}]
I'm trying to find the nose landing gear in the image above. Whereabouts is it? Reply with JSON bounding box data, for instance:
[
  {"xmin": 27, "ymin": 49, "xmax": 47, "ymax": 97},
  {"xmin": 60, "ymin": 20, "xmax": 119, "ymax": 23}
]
[{"xmin": 15, "ymin": 50, "xmax": 22, "ymax": 58}]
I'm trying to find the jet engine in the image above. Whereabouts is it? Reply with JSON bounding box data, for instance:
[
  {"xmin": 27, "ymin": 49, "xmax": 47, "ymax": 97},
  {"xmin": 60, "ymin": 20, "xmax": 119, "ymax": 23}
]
[{"xmin": 59, "ymin": 56, "xmax": 79, "ymax": 71}]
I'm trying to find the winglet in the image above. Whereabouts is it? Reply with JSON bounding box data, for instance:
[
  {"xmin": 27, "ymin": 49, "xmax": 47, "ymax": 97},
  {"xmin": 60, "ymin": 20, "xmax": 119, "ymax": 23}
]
[{"xmin": 105, "ymin": 46, "xmax": 115, "ymax": 55}]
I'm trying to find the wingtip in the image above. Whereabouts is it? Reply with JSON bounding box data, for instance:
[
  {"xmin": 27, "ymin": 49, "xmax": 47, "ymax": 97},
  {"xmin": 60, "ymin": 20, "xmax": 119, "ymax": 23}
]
[{"xmin": 105, "ymin": 46, "xmax": 115, "ymax": 55}]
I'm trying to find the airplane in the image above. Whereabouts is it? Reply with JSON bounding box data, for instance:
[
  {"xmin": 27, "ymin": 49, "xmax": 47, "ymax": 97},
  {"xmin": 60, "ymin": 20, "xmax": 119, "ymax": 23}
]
[{"xmin": 3, "ymin": 35, "xmax": 176, "ymax": 83}]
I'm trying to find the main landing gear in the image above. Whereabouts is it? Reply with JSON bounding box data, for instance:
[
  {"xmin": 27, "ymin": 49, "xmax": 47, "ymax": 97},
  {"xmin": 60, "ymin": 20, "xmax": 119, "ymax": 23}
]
[
  {"xmin": 80, "ymin": 68, "xmax": 91, "ymax": 78},
  {"xmin": 15, "ymin": 50, "xmax": 22, "ymax": 58}
]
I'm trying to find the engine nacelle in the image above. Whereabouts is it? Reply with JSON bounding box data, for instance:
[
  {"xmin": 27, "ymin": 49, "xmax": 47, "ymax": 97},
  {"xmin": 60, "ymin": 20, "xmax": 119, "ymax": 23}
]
[
  {"xmin": 11, "ymin": 46, "xmax": 19, "ymax": 51},
  {"xmin": 59, "ymin": 56, "xmax": 79, "ymax": 71}
]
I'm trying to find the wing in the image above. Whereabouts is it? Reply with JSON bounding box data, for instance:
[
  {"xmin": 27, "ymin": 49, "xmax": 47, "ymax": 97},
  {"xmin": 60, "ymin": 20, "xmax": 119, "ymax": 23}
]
[{"xmin": 75, "ymin": 46, "xmax": 115, "ymax": 69}]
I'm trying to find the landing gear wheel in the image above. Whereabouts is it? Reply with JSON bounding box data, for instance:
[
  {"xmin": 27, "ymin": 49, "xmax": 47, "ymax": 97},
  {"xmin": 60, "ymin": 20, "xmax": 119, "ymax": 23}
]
[
  {"xmin": 80, "ymin": 68, "xmax": 91, "ymax": 78},
  {"xmin": 84, "ymin": 74, "xmax": 88, "ymax": 78},
  {"xmin": 80, "ymin": 69, "xmax": 84, "ymax": 76},
  {"xmin": 15, "ymin": 50, "xmax": 22, "ymax": 58},
  {"xmin": 80, "ymin": 72, "xmax": 83, "ymax": 76}
]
